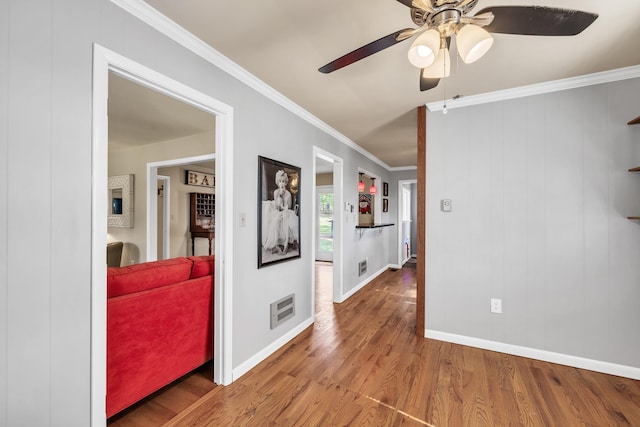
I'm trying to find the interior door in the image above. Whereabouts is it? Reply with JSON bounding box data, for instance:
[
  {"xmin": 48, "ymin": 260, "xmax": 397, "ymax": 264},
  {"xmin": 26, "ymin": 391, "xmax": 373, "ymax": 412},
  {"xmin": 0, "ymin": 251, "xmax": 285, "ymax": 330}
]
[{"xmin": 316, "ymin": 186, "xmax": 334, "ymax": 262}]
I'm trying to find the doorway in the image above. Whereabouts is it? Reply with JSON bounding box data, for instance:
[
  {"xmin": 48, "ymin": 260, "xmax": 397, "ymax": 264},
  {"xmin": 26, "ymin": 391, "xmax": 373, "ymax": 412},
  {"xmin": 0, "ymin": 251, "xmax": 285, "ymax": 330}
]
[
  {"xmin": 147, "ymin": 156, "xmax": 215, "ymax": 262},
  {"xmin": 312, "ymin": 147, "xmax": 343, "ymax": 310},
  {"xmin": 315, "ymin": 185, "xmax": 334, "ymax": 262},
  {"xmin": 92, "ymin": 45, "xmax": 234, "ymax": 426},
  {"xmin": 398, "ymin": 179, "xmax": 417, "ymax": 266}
]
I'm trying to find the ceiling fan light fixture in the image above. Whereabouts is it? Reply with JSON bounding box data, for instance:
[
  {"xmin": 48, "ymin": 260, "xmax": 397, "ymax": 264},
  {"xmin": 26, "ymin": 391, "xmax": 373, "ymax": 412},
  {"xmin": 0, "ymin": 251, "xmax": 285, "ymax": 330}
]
[
  {"xmin": 456, "ymin": 24, "xmax": 494, "ymax": 64},
  {"xmin": 422, "ymin": 46, "xmax": 451, "ymax": 79},
  {"xmin": 407, "ymin": 29, "xmax": 440, "ymax": 68}
]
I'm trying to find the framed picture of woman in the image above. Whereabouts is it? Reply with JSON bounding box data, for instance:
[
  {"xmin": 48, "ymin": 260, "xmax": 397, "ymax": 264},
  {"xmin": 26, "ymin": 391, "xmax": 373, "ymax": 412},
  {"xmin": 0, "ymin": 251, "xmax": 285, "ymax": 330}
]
[{"xmin": 258, "ymin": 156, "xmax": 301, "ymax": 268}]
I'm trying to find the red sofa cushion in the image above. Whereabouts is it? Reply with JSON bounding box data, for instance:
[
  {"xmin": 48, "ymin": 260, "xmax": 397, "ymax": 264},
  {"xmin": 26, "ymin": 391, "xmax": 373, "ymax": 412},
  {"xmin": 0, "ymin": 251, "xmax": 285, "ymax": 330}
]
[
  {"xmin": 189, "ymin": 255, "xmax": 214, "ymax": 279},
  {"xmin": 107, "ymin": 257, "xmax": 192, "ymax": 298}
]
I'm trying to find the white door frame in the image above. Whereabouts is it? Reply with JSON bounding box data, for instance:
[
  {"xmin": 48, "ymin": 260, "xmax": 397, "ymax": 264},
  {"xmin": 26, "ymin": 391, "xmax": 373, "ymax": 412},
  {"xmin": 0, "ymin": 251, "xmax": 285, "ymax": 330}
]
[
  {"xmin": 92, "ymin": 44, "xmax": 234, "ymax": 426},
  {"xmin": 156, "ymin": 174, "xmax": 171, "ymax": 260},
  {"xmin": 397, "ymin": 179, "xmax": 417, "ymax": 266},
  {"xmin": 312, "ymin": 147, "xmax": 343, "ymax": 305}
]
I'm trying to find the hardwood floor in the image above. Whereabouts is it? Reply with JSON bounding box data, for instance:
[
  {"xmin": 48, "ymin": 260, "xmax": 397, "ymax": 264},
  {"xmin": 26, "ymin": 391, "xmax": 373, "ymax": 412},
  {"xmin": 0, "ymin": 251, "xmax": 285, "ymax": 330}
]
[{"xmin": 110, "ymin": 262, "xmax": 640, "ymax": 426}]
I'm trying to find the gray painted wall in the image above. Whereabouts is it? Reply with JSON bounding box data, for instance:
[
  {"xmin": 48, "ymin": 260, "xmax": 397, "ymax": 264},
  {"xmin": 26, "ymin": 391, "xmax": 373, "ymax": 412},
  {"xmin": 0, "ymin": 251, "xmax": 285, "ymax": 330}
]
[
  {"xmin": 0, "ymin": 1, "xmax": 403, "ymax": 424},
  {"xmin": 426, "ymin": 78, "xmax": 640, "ymax": 368}
]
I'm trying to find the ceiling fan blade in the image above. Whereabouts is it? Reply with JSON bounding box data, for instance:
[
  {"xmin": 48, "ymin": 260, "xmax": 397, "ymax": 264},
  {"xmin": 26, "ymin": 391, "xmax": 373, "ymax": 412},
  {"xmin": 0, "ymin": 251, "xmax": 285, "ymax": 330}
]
[
  {"xmin": 395, "ymin": 0, "xmax": 414, "ymax": 7},
  {"xmin": 397, "ymin": 27, "xmax": 423, "ymax": 41},
  {"xmin": 420, "ymin": 72, "xmax": 440, "ymax": 92},
  {"xmin": 460, "ymin": 12, "xmax": 494, "ymax": 28},
  {"xmin": 318, "ymin": 28, "xmax": 414, "ymax": 73},
  {"xmin": 476, "ymin": 6, "xmax": 598, "ymax": 36},
  {"xmin": 396, "ymin": 0, "xmax": 435, "ymax": 13}
]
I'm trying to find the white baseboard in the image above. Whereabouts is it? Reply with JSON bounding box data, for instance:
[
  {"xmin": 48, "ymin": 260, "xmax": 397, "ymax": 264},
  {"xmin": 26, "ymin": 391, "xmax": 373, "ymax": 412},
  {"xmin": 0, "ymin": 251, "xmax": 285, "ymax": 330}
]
[
  {"xmin": 425, "ymin": 329, "xmax": 640, "ymax": 380},
  {"xmin": 337, "ymin": 264, "xmax": 391, "ymax": 303},
  {"xmin": 232, "ymin": 316, "xmax": 314, "ymax": 381}
]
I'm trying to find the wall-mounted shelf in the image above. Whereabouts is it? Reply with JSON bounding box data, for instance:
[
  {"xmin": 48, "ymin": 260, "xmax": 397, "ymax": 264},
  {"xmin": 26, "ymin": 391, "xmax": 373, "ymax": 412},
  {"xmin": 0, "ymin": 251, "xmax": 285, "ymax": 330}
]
[
  {"xmin": 628, "ymin": 116, "xmax": 640, "ymax": 125},
  {"xmin": 356, "ymin": 223, "xmax": 395, "ymax": 239}
]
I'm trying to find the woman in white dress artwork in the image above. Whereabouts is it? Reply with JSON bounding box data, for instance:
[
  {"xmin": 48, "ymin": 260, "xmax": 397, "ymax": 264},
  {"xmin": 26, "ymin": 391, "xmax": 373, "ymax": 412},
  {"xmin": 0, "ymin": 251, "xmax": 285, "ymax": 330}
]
[{"xmin": 262, "ymin": 170, "xmax": 299, "ymax": 255}]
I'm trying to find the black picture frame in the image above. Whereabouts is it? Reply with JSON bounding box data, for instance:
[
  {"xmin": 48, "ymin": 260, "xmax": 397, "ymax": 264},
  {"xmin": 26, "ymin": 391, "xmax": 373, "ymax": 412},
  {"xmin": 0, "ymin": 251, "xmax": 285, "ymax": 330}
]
[
  {"xmin": 383, "ymin": 198, "xmax": 389, "ymax": 212},
  {"xmin": 258, "ymin": 156, "xmax": 301, "ymax": 268},
  {"xmin": 383, "ymin": 182, "xmax": 389, "ymax": 196}
]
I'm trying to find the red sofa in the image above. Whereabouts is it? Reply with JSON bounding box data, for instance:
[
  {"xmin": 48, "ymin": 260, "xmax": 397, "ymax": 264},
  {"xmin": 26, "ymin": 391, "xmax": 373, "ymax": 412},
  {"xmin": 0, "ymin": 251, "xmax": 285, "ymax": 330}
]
[{"xmin": 106, "ymin": 256, "xmax": 214, "ymax": 418}]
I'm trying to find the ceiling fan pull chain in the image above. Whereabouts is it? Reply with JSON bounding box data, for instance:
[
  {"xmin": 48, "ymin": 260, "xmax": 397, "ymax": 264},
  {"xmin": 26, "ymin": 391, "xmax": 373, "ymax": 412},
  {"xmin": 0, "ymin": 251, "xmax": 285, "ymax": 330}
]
[{"xmin": 442, "ymin": 59, "xmax": 447, "ymax": 114}]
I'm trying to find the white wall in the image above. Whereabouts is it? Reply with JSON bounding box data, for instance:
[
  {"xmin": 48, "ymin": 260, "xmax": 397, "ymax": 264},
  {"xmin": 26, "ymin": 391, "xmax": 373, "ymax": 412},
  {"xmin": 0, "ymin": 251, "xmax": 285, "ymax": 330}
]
[
  {"xmin": 0, "ymin": 0, "xmax": 9, "ymax": 422},
  {"xmin": 426, "ymin": 78, "xmax": 640, "ymax": 371},
  {"xmin": 0, "ymin": 1, "xmax": 405, "ymax": 424}
]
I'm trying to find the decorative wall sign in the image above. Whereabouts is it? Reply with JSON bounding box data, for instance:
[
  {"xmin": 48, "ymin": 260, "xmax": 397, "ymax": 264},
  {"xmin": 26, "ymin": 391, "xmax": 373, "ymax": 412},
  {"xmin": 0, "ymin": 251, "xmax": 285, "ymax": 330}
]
[
  {"xmin": 383, "ymin": 198, "xmax": 389, "ymax": 212},
  {"xmin": 258, "ymin": 156, "xmax": 301, "ymax": 268},
  {"xmin": 383, "ymin": 182, "xmax": 389, "ymax": 196},
  {"xmin": 359, "ymin": 194, "xmax": 371, "ymax": 214},
  {"xmin": 185, "ymin": 170, "xmax": 215, "ymax": 188}
]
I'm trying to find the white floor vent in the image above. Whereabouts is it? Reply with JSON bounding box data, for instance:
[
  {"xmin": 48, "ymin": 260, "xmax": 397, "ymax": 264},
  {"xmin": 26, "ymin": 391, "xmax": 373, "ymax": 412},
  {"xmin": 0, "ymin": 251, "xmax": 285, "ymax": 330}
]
[
  {"xmin": 358, "ymin": 259, "xmax": 367, "ymax": 276},
  {"xmin": 270, "ymin": 293, "xmax": 295, "ymax": 329}
]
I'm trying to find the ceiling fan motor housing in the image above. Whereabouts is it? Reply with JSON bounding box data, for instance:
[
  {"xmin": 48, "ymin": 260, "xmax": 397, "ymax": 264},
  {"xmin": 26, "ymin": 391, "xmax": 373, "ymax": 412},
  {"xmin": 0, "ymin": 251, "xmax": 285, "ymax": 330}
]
[{"xmin": 411, "ymin": 0, "xmax": 479, "ymax": 28}]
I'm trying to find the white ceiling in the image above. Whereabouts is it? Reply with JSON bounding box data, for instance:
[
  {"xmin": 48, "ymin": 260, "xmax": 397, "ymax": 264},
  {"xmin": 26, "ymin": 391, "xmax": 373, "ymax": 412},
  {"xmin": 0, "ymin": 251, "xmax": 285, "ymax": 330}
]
[
  {"xmin": 108, "ymin": 73, "xmax": 215, "ymax": 150},
  {"xmin": 128, "ymin": 0, "xmax": 640, "ymax": 167}
]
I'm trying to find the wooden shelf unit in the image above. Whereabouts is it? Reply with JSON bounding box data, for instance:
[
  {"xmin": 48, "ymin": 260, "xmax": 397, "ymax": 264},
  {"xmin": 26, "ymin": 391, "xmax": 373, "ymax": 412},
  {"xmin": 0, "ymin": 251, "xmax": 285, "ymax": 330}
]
[
  {"xmin": 190, "ymin": 192, "xmax": 215, "ymax": 255},
  {"xmin": 628, "ymin": 116, "xmax": 640, "ymax": 220}
]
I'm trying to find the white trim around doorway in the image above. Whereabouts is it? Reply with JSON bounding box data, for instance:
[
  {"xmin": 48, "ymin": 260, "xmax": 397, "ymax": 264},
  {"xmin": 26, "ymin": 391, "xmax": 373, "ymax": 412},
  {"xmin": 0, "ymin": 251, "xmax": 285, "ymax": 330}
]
[{"xmin": 92, "ymin": 44, "xmax": 234, "ymax": 426}]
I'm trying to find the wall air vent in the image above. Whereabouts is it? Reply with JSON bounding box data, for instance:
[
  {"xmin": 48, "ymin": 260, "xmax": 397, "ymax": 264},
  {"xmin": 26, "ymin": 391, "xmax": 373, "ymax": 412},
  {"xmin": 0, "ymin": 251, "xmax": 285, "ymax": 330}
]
[
  {"xmin": 270, "ymin": 293, "xmax": 295, "ymax": 329},
  {"xmin": 359, "ymin": 259, "xmax": 367, "ymax": 276}
]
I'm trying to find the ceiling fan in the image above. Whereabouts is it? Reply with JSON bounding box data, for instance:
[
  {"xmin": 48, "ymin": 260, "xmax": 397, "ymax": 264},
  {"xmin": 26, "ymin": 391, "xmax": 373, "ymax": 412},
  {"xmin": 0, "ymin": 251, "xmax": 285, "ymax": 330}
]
[{"xmin": 318, "ymin": 0, "xmax": 598, "ymax": 92}]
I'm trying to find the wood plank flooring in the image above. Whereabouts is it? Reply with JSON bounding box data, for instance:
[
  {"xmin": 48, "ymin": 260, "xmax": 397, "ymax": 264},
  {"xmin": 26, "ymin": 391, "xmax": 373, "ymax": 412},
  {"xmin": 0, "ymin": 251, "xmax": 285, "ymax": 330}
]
[{"xmin": 110, "ymin": 262, "xmax": 640, "ymax": 426}]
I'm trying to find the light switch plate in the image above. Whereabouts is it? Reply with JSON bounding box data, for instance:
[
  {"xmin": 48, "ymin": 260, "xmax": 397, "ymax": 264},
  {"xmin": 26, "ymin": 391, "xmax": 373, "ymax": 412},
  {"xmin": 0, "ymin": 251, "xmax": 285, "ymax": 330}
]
[{"xmin": 490, "ymin": 298, "xmax": 502, "ymax": 314}]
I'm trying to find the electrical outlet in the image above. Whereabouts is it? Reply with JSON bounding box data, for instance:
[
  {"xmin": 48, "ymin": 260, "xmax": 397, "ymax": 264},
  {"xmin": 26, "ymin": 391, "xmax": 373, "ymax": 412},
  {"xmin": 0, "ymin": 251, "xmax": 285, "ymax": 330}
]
[
  {"xmin": 441, "ymin": 199, "xmax": 452, "ymax": 212},
  {"xmin": 239, "ymin": 213, "xmax": 247, "ymax": 227},
  {"xmin": 490, "ymin": 298, "xmax": 502, "ymax": 314}
]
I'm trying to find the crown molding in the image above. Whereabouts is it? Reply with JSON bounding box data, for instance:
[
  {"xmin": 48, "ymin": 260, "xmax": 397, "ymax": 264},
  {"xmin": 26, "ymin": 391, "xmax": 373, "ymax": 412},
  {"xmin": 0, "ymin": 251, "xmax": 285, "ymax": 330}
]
[
  {"xmin": 427, "ymin": 65, "xmax": 640, "ymax": 112},
  {"xmin": 109, "ymin": 0, "xmax": 394, "ymax": 171},
  {"xmin": 389, "ymin": 165, "xmax": 418, "ymax": 172}
]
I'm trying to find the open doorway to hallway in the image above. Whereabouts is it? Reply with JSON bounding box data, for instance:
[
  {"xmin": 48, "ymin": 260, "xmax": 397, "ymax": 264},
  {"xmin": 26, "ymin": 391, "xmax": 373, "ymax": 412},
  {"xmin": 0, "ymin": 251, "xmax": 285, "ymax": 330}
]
[
  {"xmin": 312, "ymin": 147, "xmax": 343, "ymax": 313},
  {"xmin": 398, "ymin": 179, "xmax": 417, "ymax": 267}
]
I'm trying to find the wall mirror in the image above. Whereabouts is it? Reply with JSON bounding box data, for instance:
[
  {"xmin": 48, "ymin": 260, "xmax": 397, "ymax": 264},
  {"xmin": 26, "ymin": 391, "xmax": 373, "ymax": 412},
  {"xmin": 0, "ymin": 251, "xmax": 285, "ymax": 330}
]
[{"xmin": 108, "ymin": 174, "xmax": 134, "ymax": 227}]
